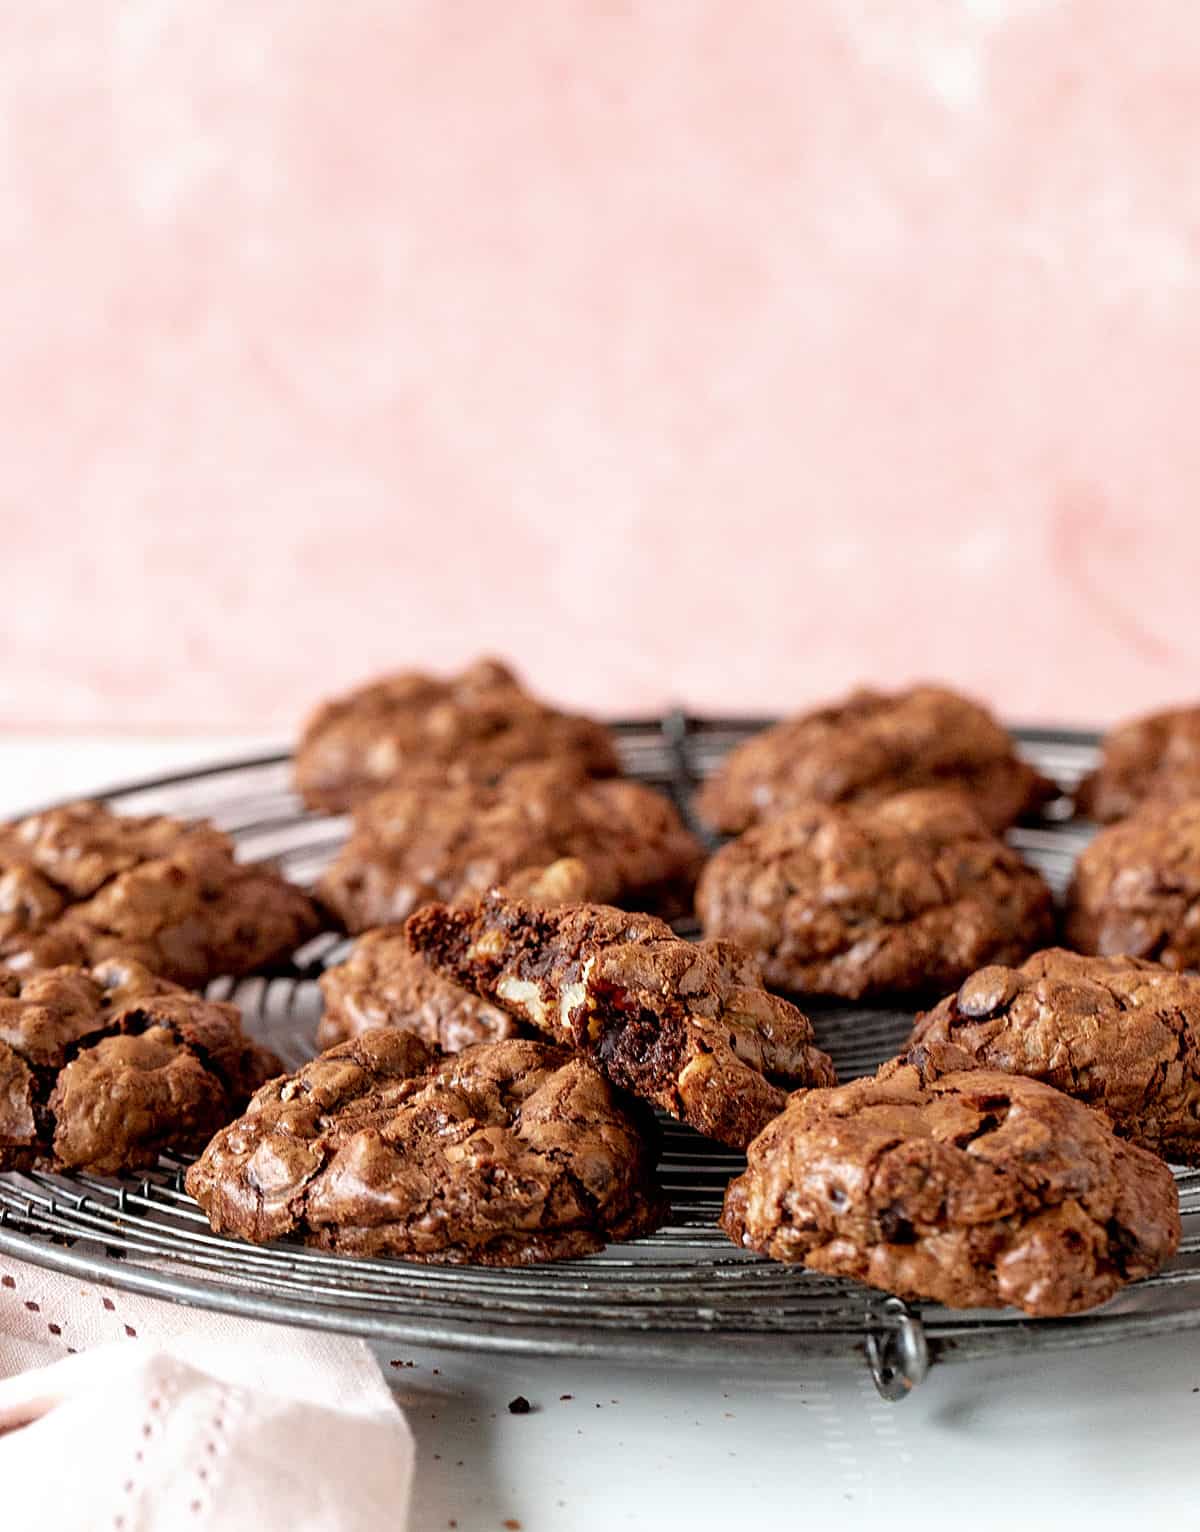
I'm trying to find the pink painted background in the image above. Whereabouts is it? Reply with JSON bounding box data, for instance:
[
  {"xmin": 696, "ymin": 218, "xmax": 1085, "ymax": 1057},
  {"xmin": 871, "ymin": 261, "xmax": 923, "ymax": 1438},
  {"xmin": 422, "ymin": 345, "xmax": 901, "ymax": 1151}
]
[{"xmin": 0, "ymin": 2, "xmax": 1196, "ymax": 735}]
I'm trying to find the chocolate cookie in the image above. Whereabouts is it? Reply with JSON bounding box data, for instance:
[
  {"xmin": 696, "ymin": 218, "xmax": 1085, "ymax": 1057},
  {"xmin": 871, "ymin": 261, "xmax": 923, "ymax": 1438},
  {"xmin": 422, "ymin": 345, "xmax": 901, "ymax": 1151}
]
[
  {"xmin": 185, "ymin": 1030, "xmax": 668, "ymax": 1264},
  {"xmin": 722, "ymin": 1057, "xmax": 1180, "ymax": 1316},
  {"xmin": 1065, "ymin": 800, "xmax": 1200, "ymax": 970},
  {"xmin": 0, "ymin": 800, "xmax": 321, "ymax": 987},
  {"xmin": 1077, "ymin": 704, "xmax": 1200, "ymax": 822},
  {"xmin": 695, "ymin": 685, "xmax": 1054, "ymax": 835},
  {"xmin": 0, "ymin": 959, "xmax": 280, "ymax": 1174},
  {"xmin": 696, "ymin": 790, "xmax": 1054, "ymax": 999},
  {"xmin": 318, "ymin": 761, "xmax": 705, "ymax": 932},
  {"xmin": 909, "ymin": 949, "xmax": 1200, "ymax": 1163},
  {"xmin": 295, "ymin": 657, "xmax": 620, "ymax": 812},
  {"xmin": 406, "ymin": 894, "xmax": 836, "ymax": 1149},
  {"xmin": 317, "ymin": 927, "xmax": 520, "ymax": 1052}
]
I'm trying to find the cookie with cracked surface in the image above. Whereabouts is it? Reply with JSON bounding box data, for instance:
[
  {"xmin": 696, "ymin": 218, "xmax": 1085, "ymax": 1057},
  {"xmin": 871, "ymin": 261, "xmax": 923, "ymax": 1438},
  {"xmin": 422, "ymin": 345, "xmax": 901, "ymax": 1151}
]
[
  {"xmin": 0, "ymin": 800, "xmax": 321, "ymax": 987},
  {"xmin": 696, "ymin": 790, "xmax": 1054, "ymax": 999},
  {"xmin": 405, "ymin": 893, "xmax": 836, "ymax": 1149},
  {"xmin": 185, "ymin": 1030, "xmax": 668, "ymax": 1264},
  {"xmin": 694, "ymin": 685, "xmax": 1055, "ymax": 835},
  {"xmin": 295, "ymin": 657, "xmax": 620, "ymax": 812},
  {"xmin": 0, "ymin": 958, "xmax": 281, "ymax": 1174},
  {"xmin": 909, "ymin": 948, "xmax": 1200, "ymax": 1163},
  {"xmin": 317, "ymin": 927, "xmax": 521, "ymax": 1052},
  {"xmin": 1065, "ymin": 799, "xmax": 1200, "ymax": 970},
  {"xmin": 318, "ymin": 761, "xmax": 705, "ymax": 932},
  {"xmin": 1077, "ymin": 705, "xmax": 1200, "ymax": 822},
  {"xmin": 722, "ymin": 1057, "xmax": 1180, "ymax": 1316}
]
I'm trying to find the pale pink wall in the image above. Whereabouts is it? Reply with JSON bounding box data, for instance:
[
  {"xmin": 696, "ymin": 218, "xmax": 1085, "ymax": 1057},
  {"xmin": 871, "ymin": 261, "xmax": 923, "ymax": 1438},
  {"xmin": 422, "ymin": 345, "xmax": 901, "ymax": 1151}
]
[{"xmin": 0, "ymin": 2, "xmax": 1197, "ymax": 733}]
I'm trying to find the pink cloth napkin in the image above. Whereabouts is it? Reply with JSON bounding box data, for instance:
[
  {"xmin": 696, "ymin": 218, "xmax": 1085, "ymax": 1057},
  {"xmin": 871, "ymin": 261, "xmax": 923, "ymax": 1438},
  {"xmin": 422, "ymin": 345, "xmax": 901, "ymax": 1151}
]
[{"xmin": 0, "ymin": 1252, "xmax": 413, "ymax": 1531}]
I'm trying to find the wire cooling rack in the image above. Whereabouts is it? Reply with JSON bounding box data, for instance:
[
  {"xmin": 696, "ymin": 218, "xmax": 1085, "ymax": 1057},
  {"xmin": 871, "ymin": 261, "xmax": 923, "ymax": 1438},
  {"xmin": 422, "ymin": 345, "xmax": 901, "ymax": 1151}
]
[{"xmin": 2, "ymin": 718, "xmax": 1198, "ymax": 1400}]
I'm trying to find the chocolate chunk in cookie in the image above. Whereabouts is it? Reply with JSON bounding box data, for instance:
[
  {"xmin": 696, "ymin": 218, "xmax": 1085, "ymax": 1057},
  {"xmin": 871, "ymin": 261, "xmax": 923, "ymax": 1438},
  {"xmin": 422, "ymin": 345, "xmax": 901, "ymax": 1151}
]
[
  {"xmin": 0, "ymin": 958, "xmax": 280, "ymax": 1174},
  {"xmin": 186, "ymin": 1030, "xmax": 668, "ymax": 1264},
  {"xmin": 295, "ymin": 658, "xmax": 620, "ymax": 812},
  {"xmin": 1065, "ymin": 799, "xmax": 1200, "ymax": 970},
  {"xmin": 406, "ymin": 894, "xmax": 836, "ymax": 1149},
  {"xmin": 1077, "ymin": 704, "xmax": 1200, "ymax": 822},
  {"xmin": 695, "ymin": 685, "xmax": 1054, "ymax": 835},
  {"xmin": 722, "ymin": 1057, "xmax": 1180, "ymax": 1316},
  {"xmin": 317, "ymin": 927, "xmax": 520, "ymax": 1052},
  {"xmin": 318, "ymin": 761, "xmax": 705, "ymax": 932},
  {"xmin": 909, "ymin": 948, "xmax": 1200, "ymax": 1164},
  {"xmin": 0, "ymin": 800, "xmax": 321, "ymax": 987},
  {"xmin": 696, "ymin": 790, "xmax": 1054, "ymax": 999}
]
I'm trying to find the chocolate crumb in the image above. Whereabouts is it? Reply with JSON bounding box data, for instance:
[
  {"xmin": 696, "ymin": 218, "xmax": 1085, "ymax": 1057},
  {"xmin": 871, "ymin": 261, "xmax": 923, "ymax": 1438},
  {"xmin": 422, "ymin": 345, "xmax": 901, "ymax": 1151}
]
[
  {"xmin": 503, "ymin": 1521, "xmax": 521, "ymax": 1530},
  {"xmin": 507, "ymin": 1395, "xmax": 533, "ymax": 1415},
  {"xmin": 559, "ymin": 1394, "xmax": 572, "ymax": 1401}
]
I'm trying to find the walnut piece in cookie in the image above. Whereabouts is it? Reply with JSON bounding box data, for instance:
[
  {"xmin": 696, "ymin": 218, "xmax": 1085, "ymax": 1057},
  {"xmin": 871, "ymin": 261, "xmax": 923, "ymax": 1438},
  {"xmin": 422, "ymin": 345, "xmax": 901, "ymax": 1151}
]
[
  {"xmin": 910, "ymin": 948, "xmax": 1200, "ymax": 1164},
  {"xmin": 694, "ymin": 684, "xmax": 1055, "ymax": 835},
  {"xmin": 0, "ymin": 800, "xmax": 320, "ymax": 987},
  {"xmin": 0, "ymin": 958, "xmax": 280, "ymax": 1175},
  {"xmin": 317, "ymin": 927, "xmax": 520, "ymax": 1052},
  {"xmin": 294, "ymin": 657, "xmax": 620, "ymax": 812},
  {"xmin": 405, "ymin": 893, "xmax": 836, "ymax": 1149},
  {"xmin": 1077, "ymin": 704, "xmax": 1200, "ymax": 822},
  {"xmin": 722, "ymin": 1057, "xmax": 1180, "ymax": 1316},
  {"xmin": 1065, "ymin": 799, "xmax": 1200, "ymax": 970},
  {"xmin": 696, "ymin": 789, "xmax": 1054, "ymax": 1000},
  {"xmin": 318, "ymin": 761, "xmax": 705, "ymax": 932},
  {"xmin": 185, "ymin": 1030, "xmax": 668, "ymax": 1264}
]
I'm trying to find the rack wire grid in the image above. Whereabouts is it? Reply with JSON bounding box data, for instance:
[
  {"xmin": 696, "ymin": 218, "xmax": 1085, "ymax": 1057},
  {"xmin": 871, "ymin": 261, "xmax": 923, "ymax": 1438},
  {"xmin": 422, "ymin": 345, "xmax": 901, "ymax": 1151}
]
[{"xmin": 2, "ymin": 717, "xmax": 1198, "ymax": 1400}]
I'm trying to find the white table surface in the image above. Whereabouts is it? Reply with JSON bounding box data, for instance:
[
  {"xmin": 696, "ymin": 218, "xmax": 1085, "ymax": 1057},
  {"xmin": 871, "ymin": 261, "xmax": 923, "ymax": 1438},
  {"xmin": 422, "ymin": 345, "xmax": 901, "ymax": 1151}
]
[{"xmin": 3, "ymin": 734, "xmax": 1198, "ymax": 1532}]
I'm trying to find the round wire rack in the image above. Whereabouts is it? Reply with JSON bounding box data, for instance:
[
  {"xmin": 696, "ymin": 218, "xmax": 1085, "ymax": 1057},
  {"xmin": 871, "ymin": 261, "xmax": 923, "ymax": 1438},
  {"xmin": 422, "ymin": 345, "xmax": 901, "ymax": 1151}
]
[{"xmin": 2, "ymin": 717, "xmax": 1198, "ymax": 1399}]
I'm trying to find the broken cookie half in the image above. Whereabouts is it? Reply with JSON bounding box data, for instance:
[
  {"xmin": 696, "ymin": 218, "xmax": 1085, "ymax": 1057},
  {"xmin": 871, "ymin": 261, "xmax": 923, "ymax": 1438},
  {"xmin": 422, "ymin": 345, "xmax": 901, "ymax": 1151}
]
[
  {"xmin": 405, "ymin": 893, "xmax": 836, "ymax": 1149},
  {"xmin": 315, "ymin": 859, "xmax": 594, "ymax": 1052}
]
